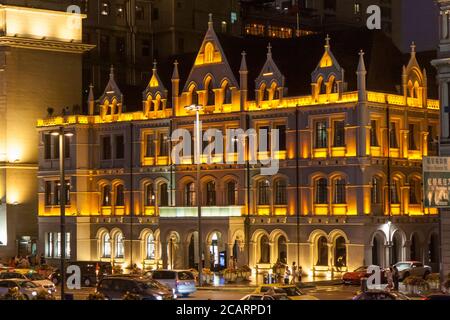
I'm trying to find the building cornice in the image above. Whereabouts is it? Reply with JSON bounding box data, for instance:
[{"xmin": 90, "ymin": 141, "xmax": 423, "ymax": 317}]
[{"xmin": 0, "ymin": 36, "xmax": 95, "ymax": 53}]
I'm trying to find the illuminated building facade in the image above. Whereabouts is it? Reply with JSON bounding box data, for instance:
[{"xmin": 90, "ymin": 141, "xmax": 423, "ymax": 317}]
[
  {"xmin": 37, "ymin": 17, "xmax": 441, "ymax": 276},
  {"xmin": 0, "ymin": 5, "xmax": 92, "ymax": 258}
]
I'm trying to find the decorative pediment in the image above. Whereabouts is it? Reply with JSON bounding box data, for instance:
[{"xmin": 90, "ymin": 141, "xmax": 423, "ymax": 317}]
[
  {"xmin": 143, "ymin": 60, "xmax": 168, "ymax": 101},
  {"xmin": 255, "ymin": 43, "xmax": 285, "ymax": 89}
]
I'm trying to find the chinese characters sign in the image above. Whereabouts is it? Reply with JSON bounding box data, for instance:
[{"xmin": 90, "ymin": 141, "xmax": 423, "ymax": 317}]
[{"xmin": 423, "ymin": 156, "xmax": 450, "ymax": 208}]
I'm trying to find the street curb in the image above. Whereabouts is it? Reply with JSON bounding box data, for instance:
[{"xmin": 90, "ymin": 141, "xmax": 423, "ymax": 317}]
[{"xmin": 196, "ymin": 280, "xmax": 344, "ymax": 291}]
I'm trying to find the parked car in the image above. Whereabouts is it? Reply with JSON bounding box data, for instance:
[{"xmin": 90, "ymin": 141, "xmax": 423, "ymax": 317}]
[
  {"xmin": 241, "ymin": 293, "xmax": 289, "ymax": 300},
  {"xmin": 96, "ymin": 276, "xmax": 174, "ymax": 300},
  {"xmin": 352, "ymin": 290, "xmax": 410, "ymax": 300},
  {"xmin": 393, "ymin": 261, "xmax": 432, "ymax": 280},
  {"xmin": 342, "ymin": 266, "xmax": 387, "ymax": 285},
  {"xmin": 254, "ymin": 285, "xmax": 319, "ymax": 300},
  {"xmin": 0, "ymin": 271, "xmax": 56, "ymax": 293},
  {"xmin": 49, "ymin": 261, "xmax": 112, "ymax": 286},
  {"xmin": 149, "ymin": 270, "xmax": 197, "ymax": 297},
  {"xmin": 0, "ymin": 279, "xmax": 49, "ymax": 300}
]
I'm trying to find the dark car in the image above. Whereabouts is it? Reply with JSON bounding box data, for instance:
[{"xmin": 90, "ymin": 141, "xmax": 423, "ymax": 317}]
[
  {"xmin": 49, "ymin": 261, "xmax": 112, "ymax": 287},
  {"xmin": 423, "ymin": 294, "xmax": 450, "ymax": 300},
  {"xmin": 353, "ymin": 290, "xmax": 410, "ymax": 300},
  {"xmin": 96, "ymin": 276, "xmax": 175, "ymax": 300}
]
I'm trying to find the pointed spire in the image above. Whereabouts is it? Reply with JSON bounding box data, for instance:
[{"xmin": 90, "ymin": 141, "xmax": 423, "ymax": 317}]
[
  {"xmin": 267, "ymin": 43, "xmax": 272, "ymax": 58},
  {"xmin": 152, "ymin": 59, "xmax": 157, "ymax": 72},
  {"xmin": 240, "ymin": 51, "xmax": 248, "ymax": 72},
  {"xmin": 109, "ymin": 65, "xmax": 115, "ymax": 79},
  {"xmin": 325, "ymin": 34, "xmax": 331, "ymax": 49},
  {"xmin": 171, "ymin": 60, "xmax": 179, "ymax": 80},
  {"xmin": 208, "ymin": 13, "xmax": 213, "ymax": 29},
  {"xmin": 411, "ymin": 41, "xmax": 416, "ymax": 55},
  {"xmin": 357, "ymin": 50, "xmax": 366, "ymax": 73},
  {"xmin": 88, "ymin": 83, "xmax": 94, "ymax": 102}
]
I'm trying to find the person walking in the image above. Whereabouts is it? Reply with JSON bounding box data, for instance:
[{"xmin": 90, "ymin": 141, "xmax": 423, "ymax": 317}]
[
  {"xmin": 392, "ymin": 266, "xmax": 400, "ymax": 291},
  {"xmin": 290, "ymin": 262, "xmax": 298, "ymax": 284},
  {"xmin": 385, "ymin": 267, "xmax": 394, "ymax": 291},
  {"xmin": 284, "ymin": 266, "xmax": 291, "ymax": 285}
]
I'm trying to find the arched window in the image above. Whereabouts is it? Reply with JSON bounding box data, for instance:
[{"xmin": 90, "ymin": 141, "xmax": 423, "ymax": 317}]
[
  {"xmin": 391, "ymin": 178, "xmax": 401, "ymax": 204},
  {"xmin": 371, "ymin": 176, "xmax": 382, "ymax": 204},
  {"xmin": 259, "ymin": 235, "xmax": 270, "ymax": 263},
  {"xmin": 316, "ymin": 236, "xmax": 328, "ymax": 266},
  {"xmin": 205, "ymin": 78, "xmax": 215, "ymax": 106},
  {"xmin": 392, "ymin": 232, "xmax": 402, "ymax": 264},
  {"xmin": 328, "ymin": 76, "xmax": 337, "ymax": 93},
  {"xmin": 146, "ymin": 233, "xmax": 155, "ymax": 260},
  {"xmin": 159, "ymin": 183, "xmax": 169, "ymax": 206},
  {"xmin": 260, "ymin": 84, "xmax": 268, "ymax": 101},
  {"xmin": 271, "ymin": 83, "xmax": 279, "ymax": 100},
  {"xmin": 409, "ymin": 177, "xmax": 421, "ymax": 205},
  {"xmin": 115, "ymin": 232, "xmax": 124, "ymax": 258},
  {"xmin": 274, "ymin": 180, "xmax": 287, "ymax": 205},
  {"xmin": 278, "ymin": 236, "xmax": 287, "ymax": 264},
  {"xmin": 315, "ymin": 178, "xmax": 328, "ymax": 204},
  {"xmin": 410, "ymin": 233, "xmax": 420, "ymax": 261},
  {"xmin": 205, "ymin": 42, "xmax": 214, "ymax": 63},
  {"xmin": 185, "ymin": 182, "xmax": 196, "ymax": 206},
  {"xmin": 333, "ymin": 178, "xmax": 346, "ymax": 204},
  {"xmin": 102, "ymin": 233, "xmax": 111, "ymax": 258},
  {"xmin": 102, "ymin": 185, "xmax": 111, "ymax": 206},
  {"xmin": 226, "ymin": 181, "xmax": 237, "ymax": 205},
  {"xmin": 334, "ymin": 236, "xmax": 346, "ymax": 267},
  {"xmin": 223, "ymin": 82, "xmax": 232, "ymax": 104},
  {"xmin": 190, "ymin": 85, "xmax": 198, "ymax": 106},
  {"xmin": 317, "ymin": 77, "xmax": 326, "ymax": 94},
  {"xmin": 115, "ymin": 184, "xmax": 125, "ymax": 206},
  {"xmin": 258, "ymin": 180, "xmax": 270, "ymax": 205},
  {"xmin": 145, "ymin": 183, "xmax": 155, "ymax": 206},
  {"xmin": 205, "ymin": 181, "xmax": 216, "ymax": 206}
]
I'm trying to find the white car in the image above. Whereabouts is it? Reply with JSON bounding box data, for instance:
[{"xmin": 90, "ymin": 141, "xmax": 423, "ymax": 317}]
[
  {"xmin": 241, "ymin": 294, "xmax": 290, "ymax": 300},
  {"xmin": 150, "ymin": 270, "xmax": 197, "ymax": 297},
  {"xmin": 394, "ymin": 261, "xmax": 432, "ymax": 280},
  {"xmin": 0, "ymin": 279, "xmax": 48, "ymax": 300},
  {"xmin": 0, "ymin": 271, "xmax": 56, "ymax": 293}
]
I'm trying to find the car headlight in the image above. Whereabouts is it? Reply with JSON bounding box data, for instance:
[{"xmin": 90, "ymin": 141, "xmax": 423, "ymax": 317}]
[
  {"xmin": 32, "ymin": 291, "xmax": 37, "ymax": 296},
  {"xmin": 155, "ymin": 295, "xmax": 163, "ymax": 300},
  {"xmin": 173, "ymin": 294, "xmax": 178, "ymax": 299}
]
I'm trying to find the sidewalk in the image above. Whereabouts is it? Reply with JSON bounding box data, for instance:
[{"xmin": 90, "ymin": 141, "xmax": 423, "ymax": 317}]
[{"xmin": 197, "ymin": 273, "xmax": 343, "ymax": 290}]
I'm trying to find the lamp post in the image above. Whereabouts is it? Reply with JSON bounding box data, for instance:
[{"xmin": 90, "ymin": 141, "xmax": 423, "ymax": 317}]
[
  {"xmin": 51, "ymin": 127, "xmax": 73, "ymax": 300},
  {"xmin": 184, "ymin": 104, "xmax": 203, "ymax": 286}
]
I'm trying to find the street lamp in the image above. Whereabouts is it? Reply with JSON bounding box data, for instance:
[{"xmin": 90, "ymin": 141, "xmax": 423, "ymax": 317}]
[
  {"xmin": 184, "ymin": 104, "xmax": 203, "ymax": 287},
  {"xmin": 51, "ymin": 127, "xmax": 73, "ymax": 300}
]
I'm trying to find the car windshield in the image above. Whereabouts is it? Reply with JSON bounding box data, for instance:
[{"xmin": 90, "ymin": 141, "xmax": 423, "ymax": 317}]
[
  {"xmin": 261, "ymin": 286, "xmax": 302, "ymax": 296},
  {"xmin": 177, "ymin": 271, "xmax": 194, "ymax": 280},
  {"xmin": 0, "ymin": 273, "xmax": 23, "ymax": 279},
  {"xmin": 395, "ymin": 263, "xmax": 411, "ymax": 271},
  {"xmin": 17, "ymin": 281, "xmax": 37, "ymax": 288},
  {"xmin": 152, "ymin": 271, "xmax": 175, "ymax": 280},
  {"xmin": 28, "ymin": 273, "xmax": 45, "ymax": 281}
]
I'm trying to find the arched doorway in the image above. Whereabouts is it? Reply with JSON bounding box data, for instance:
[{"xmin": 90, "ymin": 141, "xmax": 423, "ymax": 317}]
[
  {"xmin": 188, "ymin": 232, "xmax": 198, "ymax": 269},
  {"xmin": 410, "ymin": 233, "xmax": 420, "ymax": 261},
  {"xmin": 334, "ymin": 236, "xmax": 347, "ymax": 270},
  {"xmin": 316, "ymin": 236, "xmax": 328, "ymax": 266},
  {"xmin": 277, "ymin": 236, "xmax": 287, "ymax": 264},
  {"xmin": 392, "ymin": 232, "xmax": 403, "ymax": 264},
  {"xmin": 208, "ymin": 232, "xmax": 225, "ymax": 271},
  {"xmin": 259, "ymin": 235, "xmax": 270, "ymax": 263},
  {"xmin": 167, "ymin": 232, "xmax": 179, "ymax": 270},
  {"xmin": 372, "ymin": 233, "xmax": 385, "ymax": 266}
]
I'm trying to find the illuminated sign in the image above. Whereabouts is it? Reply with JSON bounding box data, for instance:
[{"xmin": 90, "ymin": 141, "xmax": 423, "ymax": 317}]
[{"xmin": 423, "ymin": 156, "xmax": 450, "ymax": 208}]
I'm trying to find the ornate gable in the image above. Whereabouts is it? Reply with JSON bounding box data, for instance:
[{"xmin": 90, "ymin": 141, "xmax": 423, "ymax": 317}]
[
  {"xmin": 402, "ymin": 42, "xmax": 428, "ymax": 106},
  {"xmin": 98, "ymin": 66, "xmax": 123, "ymax": 118},
  {"xmin": 142, "ymin": 61, "xmax": 168, "ymax": 117}
]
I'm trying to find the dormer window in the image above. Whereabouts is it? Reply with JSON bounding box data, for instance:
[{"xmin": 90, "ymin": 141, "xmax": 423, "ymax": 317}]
[{"xmin": 205, "ymin": 42, "xmax": 214, "ymax": 63}]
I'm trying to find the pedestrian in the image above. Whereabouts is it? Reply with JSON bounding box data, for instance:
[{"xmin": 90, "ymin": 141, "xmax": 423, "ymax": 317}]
[
  {"xmin": 392, "ymin": 266, "xmax": 399, "ymax": 291},
  {"xmin": 284, "ymin": 266, "xmax": 290, "ymax": 285},
  {"xmin": 290, "ymin": 262, "xmax": 298, "ymax": 284},
  {"xmin": 298, "ymin": 265, "xmax": 303, "ymax": 282},
  {"xmin": 385, "ymin": 267, "xmax": 393, "ymax": 291},
  {"xmin": 39, "ymin": 253, "xmax": 46, "ymax": 266},
  {"xmin": 8, "ymin": 256, "xmax": 16, "ymax": 268}
]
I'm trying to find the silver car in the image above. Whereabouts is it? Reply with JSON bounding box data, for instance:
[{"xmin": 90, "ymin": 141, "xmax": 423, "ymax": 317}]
[
  {"xmin": 150, "ymin": 270, "xmax": 196, "ymax": 297},
  {"xmin": 0, "ymin": 279, "xmax": 48, "ymax": 300},
  {"xmin": 394, "ymin": 261, "xmax": 432, "ymax": 280}
]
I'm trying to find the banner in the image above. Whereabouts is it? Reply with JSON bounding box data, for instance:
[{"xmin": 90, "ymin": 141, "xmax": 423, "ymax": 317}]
[{"xmin": 423, "ymin": 156, "xmax": 450, "ymax": 208}]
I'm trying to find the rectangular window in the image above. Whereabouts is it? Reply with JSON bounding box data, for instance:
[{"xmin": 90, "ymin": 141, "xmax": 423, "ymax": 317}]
[
  {"xmin": 52, "ymin": 232, "xmax": 70, "ymax": 258},
  {"xmin": 44, "ymin": 134, "xmax": 51, "ymax": 159},
  {"xmin": 370, "ymin": 120, "xmax": 379, "ymax": 147},
  {"xmin": 142, "ymin": 39, "xmax": 150, "ymax": 57},
  {"xmin": 100, "ymin": 35, "xmax": 110, "ymax": 56},
  {"xmin": 102, "ymin": 136, "xmax": 112, "ymax": 160},
  {"xmin": 115, "ymin": 135, "xmax": 124, "ymax": 159},
  {"xmin": 152, "ymin": 7, "xmax": 159, "ymax": 20},
  {"xmin": 116, "ymin": 37, "xmax": 126, "ymax": 61},
  {"xmin": 101, "ymin": 2, "xmax": 110, "ymax": 15},
  {"xmin": 64, "ymin": 136, "xmax": 71, "ymax": 158},
  {"xmin": 160, "ymin": 184, "xmax": 168, "ymax": 206},
  {"xmin": 315, "ymin": 121, "xmax": 327, "ymax": 148},
  {"xmin": 389, "ymin": 122, "xmax": 398, "ymax": 148},
  {"xmin": 53, "ymin": 135, "xmax": 60, "ymax": 159},
  {"xmin": 45, "ymin": 181, "xmax": 52, "ymax": 206},
  {"xmin": 409, "ymin": 124, "xmax": 418, "ymax": 150},
  {"xmin": 145, "ymin": 134, "xmax": 154, "ymax": 157},
  {"xmin": 428, "ymin": 125, "xmax": 436, "ymax": 153},
  {"xmin": 54, "ymin": 182, "xmax": 60, "ymax": 205},
  {"xmin": 354, "ymin": 2, "xmax": 360, "ymax": 14},
  {"xmin": 333, "ymin": 121, "xmax": 345, "ymax": 147},
  {"xmin": 276, "ymin": 125, "xmax": 286, "ymax": 151},
  {"xmin": 159, "ymin": 133, "xmax": 168, "ymax": 157},
  {"xmin": 45, "ymin": 233, "xmax": 53, "ymax": 258},
  {"xmin": 136, "ymin": 5, "xmax": 144, "ymax": 20},
  {"xmin": 258, "ymin": 126, "xmax": 270, "ymax": 152},
  {"xmin": 117, "ymin": 4, "xmax": 124, "ymax": 17},
  {"xmin": 65, "ymin": 180, "xmax": 71, "ymax": 205}
]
